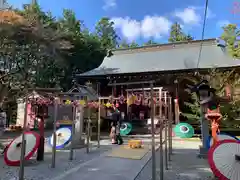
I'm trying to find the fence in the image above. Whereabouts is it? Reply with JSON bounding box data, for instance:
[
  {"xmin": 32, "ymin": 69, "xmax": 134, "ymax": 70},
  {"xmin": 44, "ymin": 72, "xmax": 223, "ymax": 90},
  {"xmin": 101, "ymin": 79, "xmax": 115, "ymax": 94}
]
[{"xmin": 134, "ymin": 98, "xmax": 173, "ymax": 180}]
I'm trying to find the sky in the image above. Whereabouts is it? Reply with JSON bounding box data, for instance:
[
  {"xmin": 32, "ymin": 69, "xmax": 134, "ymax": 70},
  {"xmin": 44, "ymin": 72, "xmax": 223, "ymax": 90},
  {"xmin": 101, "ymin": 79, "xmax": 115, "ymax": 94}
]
[{"xmin": 7, "ymin": 0, "xmax": 240, "ymax": 44}]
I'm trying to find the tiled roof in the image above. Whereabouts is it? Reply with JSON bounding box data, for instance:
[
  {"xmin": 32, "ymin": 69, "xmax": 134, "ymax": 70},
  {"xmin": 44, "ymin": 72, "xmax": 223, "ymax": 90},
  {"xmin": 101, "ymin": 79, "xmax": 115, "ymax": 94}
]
[{"xmin": 78, "ymin": 39, "xmax": 240, "ymax": 77}]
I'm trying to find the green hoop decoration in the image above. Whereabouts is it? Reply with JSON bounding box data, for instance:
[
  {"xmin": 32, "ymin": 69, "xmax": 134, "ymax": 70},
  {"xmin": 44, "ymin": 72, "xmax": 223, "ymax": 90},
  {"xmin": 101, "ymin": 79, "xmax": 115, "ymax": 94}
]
[
  {"xmin": 174, "ymin": 123, "xmax": 194, "ymax": 138},
  {"xmin": 120, "ymin": 122, "xmax": 132, "ymax": 135}
]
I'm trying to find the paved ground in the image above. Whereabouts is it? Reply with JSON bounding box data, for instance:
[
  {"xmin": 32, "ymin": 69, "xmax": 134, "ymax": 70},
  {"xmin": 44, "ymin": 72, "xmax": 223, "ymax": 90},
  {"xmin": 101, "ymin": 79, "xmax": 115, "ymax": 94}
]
[
  {"xmin": 0, "ymin": 134, "xmax": 159, "ymax": 180},
  {"xmin": 0, "ymin": 130, "xmax": 215, "ymax": 180},
  {"xmin": 162, "ymin": 141, "xmax": 214, "ymax": 180},
  {"xmin": 135, "ymin": 140, "xmax": 214, "ymax": 180},
  {"xmin": 0, "ymin": 142, "xmax": 112, "ymax": 180},
  {"xmin": 55, "ymin": 147, "xmax": 154, "ymax": 180}
]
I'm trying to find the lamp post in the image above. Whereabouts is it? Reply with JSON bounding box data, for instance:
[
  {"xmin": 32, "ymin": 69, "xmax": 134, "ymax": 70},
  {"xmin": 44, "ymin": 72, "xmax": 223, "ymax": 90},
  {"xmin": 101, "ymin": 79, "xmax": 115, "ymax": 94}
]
[{"xmin": 192, "ymin": 81, "xmax": 213, "ymax": 158}]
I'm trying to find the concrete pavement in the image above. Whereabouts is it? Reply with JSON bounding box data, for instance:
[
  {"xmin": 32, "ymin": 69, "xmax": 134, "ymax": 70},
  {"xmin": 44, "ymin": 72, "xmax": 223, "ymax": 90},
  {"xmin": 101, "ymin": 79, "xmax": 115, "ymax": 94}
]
[
  {"xmin": 0, "ymin": 138, "xmax": 155, "ymax": 180},
  {"xmin": 161, "ymin": 141, "xmax": 213, "ymax": 180},
  {"xmin": 134, "ymin": 140, "xmax": 214, "ymax": 180},
  {"xmin": 0, "ymin": 132, "xmax": 215, "ymax": 180},
  {"xmin": 50, "ymin": 148, "xmax": 153, "ymax": 180}
]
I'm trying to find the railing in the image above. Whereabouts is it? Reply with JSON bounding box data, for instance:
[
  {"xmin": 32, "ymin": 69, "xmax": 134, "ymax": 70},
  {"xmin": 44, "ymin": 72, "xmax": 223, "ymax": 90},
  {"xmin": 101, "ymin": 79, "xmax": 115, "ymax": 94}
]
[{"xmin": 134, "ymin": 114, "xmax": 173, "ymax": 180}]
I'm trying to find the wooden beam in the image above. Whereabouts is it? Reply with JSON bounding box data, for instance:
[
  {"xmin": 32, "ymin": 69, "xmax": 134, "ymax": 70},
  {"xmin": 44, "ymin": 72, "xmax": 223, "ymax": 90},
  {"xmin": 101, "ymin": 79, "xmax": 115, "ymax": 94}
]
[
  {"xmin": 125, "ymin": 87, "xmax": 163, "ymax": 91},
  {"xmin": 108, "ymin": 80, "xmax": 155, "ymax": 86}
]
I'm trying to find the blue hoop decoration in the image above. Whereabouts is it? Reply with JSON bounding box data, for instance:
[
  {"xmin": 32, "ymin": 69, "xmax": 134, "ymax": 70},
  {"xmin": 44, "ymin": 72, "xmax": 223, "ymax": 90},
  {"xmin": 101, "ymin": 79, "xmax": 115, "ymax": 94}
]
[
  {"xmin": 206, "ymin": 132, "xmax": 239, "ymax": 149},
  {"xmin": 49, "ymin": 127, "xmax": 72, "ymax": 149}
]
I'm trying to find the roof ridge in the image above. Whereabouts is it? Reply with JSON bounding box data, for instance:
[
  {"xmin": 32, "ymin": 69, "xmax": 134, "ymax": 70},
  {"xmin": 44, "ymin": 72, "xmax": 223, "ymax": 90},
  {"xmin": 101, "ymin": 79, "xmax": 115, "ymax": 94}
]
[{"xmin": 112, "ymin": 38, "xmax": 217, "ymax": 55}]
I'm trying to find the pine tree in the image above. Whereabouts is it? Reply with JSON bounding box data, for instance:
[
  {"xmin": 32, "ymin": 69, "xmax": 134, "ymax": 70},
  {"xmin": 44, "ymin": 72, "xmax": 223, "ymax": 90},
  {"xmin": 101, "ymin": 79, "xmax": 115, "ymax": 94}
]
[
  {"xmin": 168, "ymin": 22, "xmax": 193, "ymax": 42},
  {"xmin": 143, "ymin": 39, "xmax": 158, "ymax": 46},
  {"xmin": 181, "ymin": 69, "xmax": 240, "ymax": 127},
  {"xmin": 221, "ymin": 24, "xmax": 240, "ymax": 58}
]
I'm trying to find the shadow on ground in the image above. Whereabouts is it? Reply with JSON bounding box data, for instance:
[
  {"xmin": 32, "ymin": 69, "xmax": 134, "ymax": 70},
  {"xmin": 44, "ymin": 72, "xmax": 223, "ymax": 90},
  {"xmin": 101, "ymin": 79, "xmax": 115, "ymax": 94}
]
[
  {"xmin": 134, "ymin": 147, "xmax": 214, "ymax": 180},
  {"xmin": 0, "ymin": 135, "xmax": 113, "ymax": 180}
]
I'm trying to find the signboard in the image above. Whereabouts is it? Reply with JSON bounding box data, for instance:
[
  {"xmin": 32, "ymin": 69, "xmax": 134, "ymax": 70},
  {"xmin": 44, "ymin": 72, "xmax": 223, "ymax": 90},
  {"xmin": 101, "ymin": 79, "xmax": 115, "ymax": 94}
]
[
  {"xmin": 58, "ymin": 119, "xmax": 72, "ymax": 125},
  {"xmin": 57, "ymin": 106, "xmax": 73, "ymax": 125}
]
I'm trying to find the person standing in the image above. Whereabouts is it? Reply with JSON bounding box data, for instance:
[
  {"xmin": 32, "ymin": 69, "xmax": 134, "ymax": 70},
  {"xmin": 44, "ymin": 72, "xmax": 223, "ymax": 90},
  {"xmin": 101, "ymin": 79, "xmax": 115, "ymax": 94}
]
[
  {"xmin": 110, "ymin": 122, "xmax": 117, "ymax": 144},
  {"xmin": 116, "ymin": 121, "xmax": 123, "ymax": 145}
]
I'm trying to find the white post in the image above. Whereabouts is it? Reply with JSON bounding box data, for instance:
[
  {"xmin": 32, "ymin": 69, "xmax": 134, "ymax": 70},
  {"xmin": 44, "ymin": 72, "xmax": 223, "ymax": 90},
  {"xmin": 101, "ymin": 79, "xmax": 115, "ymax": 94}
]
[{"xmin": 72, "ymin": 105, "xmax": 84, "ymax": 145}]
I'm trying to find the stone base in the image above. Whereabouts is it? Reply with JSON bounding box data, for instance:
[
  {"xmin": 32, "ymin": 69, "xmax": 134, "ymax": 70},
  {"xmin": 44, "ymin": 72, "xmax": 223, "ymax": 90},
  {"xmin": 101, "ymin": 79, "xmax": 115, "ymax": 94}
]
[
  {"xmin": 69, "ymin": 139, "xmax": 86, "ymax": 149},
  {"xmin": 197, "ymin": 146, "xmax": 208, "ymax": 159}
]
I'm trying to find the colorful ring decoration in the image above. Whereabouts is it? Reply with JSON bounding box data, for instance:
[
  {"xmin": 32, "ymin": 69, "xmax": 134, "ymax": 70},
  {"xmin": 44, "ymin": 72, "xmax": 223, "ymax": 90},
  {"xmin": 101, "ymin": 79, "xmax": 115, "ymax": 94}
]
[
  {"xmin": 206, "ymin": 132, "xmax": 239, "ymax": 149},
  {"xmin": 208, "ymin": 139, "xmax": 240, "ymax": 180},
  {"xmin": 173, "ymin": 123, "xmax": 194, "ymax": 138},
  {"xmin": 49, "ymin": 127, "xmax": 72, "ymax": 149},
  {"xmin": 4, "ymin": 131, "xmax": 40, "ymax": 166},
  {"xmin": 120, "ymin": 122, "xmax": 133, "ymax": 136}
]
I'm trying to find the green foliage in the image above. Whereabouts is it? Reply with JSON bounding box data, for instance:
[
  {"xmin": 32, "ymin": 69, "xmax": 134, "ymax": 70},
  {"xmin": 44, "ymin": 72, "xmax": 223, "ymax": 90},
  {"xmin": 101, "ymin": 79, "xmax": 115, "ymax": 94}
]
[
  {"xmin": 181, "ymin": 93, "xmax": 201, "ymax": 123},
  {"xmin": 0, "ymin": 0, "xmax": 113, "ymax": 104},
  {"xmin": 118, "ymin": 39, "xmax": 139, "ymax": 48},
  {"xmin": 182, "ymin": 69, "xmax": 240, "ymax": 127},
  {"xmin": 181, "ymin": 22, "xmax": 240, "ymax": 126},
  {"xmin": 168, "ymin": 22, "xmax": 194, "ymax": 42},
  {"xmin": 95, "ymin": 17, "xmax": 119, "ymax": 50},
  {"xmin": 129, "ymin": 41, "xmax": 139, "ymax": 48},
  {"xmin": 221, "ymin": 24, "xmax": 240, "ymax": 58},
  {"xmin": 143, "ymin": 39, "xmax": 158, "ymax": 46}
]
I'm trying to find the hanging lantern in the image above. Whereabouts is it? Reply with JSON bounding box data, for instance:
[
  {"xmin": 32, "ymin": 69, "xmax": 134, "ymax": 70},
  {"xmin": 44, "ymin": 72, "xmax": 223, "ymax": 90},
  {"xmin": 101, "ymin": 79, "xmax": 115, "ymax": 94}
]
[
  {"xmin": 105, "ymin": 102, "xmax": 112, "ymax": 108},
  {"xmin": 127, "ymin": 97, "xmax": 131, "ymax": 105},
  {"xmin": 139, "ymin": 111, "xmax": 144, "ymax": 120},
  {"xmin": 135, "ymin": 95, "xmax": 141, "ymax": 105},
  {"xmin": 73, "ymin": 100, "xmax": 78, "ymax": 106},
  {"xmin": 65, "ymin": 100, "xmax": 72, "ymax": 105},
  {"xmin": 153, "ymin": 97, "xmax": 157, "ymax": 104},
  {"xmin": 93, "ymin": 102, "xmax": 99, "ymax": 108},
  {"xmin": 119, "ymin": 95, "xmax": 124, "ymax": 102},
  {"xmin": 79, "ymin": 100, "xmax": 86, "ymax": 106},
  {"xmin": 88, "ymin": 102, "xmax": 93, "ymax": 108}
]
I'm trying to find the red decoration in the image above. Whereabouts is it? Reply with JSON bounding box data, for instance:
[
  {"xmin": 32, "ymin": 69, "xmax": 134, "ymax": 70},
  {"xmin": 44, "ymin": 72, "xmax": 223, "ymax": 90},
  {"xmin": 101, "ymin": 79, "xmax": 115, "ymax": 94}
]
[
  {"xmin": 4, "ymin": 131, "xmax": 40, "ymax": 166},
  {"xmin": 205, "ymin": 107, "xmax": 222, "ymax": 147},
  {"xmin": 139, "ymin": 111, "xmax": 144, "ymax": 120},
  {"xmin": 208, "ymin": 139, "xmax": 240, "ymax": 179}
]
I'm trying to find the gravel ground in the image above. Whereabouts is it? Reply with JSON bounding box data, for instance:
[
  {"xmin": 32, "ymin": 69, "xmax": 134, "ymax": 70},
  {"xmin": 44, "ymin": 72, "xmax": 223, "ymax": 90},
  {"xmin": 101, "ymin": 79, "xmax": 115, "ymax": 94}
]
[
  {"xmin": 0, "ymin": 138, "xmax": 112, "ymax": 180},
  {"xmin": 134, "ymin": 140, "xmax": 214, "ymax": 180}
]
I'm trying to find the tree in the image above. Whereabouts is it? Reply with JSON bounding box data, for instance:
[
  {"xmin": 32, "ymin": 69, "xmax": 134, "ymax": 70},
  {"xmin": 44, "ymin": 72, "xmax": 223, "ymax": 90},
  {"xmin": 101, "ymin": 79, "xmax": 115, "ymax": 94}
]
[
  {"xmin": 1, "ymin": 1, "xmax": 112, "ymax": 100},
  {"xmin": 16, "ymin": 2, "xmax": 107, "ymax": 91},
  {"xmin": 16, "ymin": 2, "xmax": 70, "ymax": 89},
  {"xmin": 57, "ymin": 10, "xmax": 106, "ymax": 90},
  {"xmin": 118, "ymin": 39, "xmax": 129, "ymax": 48},
  {"xmin": 143, "ymin": 39, "xmax": 158, "ymax": 46},
  {"xmin": 168, "ymin": 22, "xmax": 193, "ymax": 43},
  {"xmin": 95, "ymin": 17, "xmax": 119, "ymax": 49},
  {"xmin": 129, "ymin": 41, "xmax": 139, "ymax": 48},
  {"xmin": 181, "ymin": 69, "xmax": 240, "ymax": 128},
  {"xmin": 118, "ymin": 39, "xmax": 139, "ymax": 49},
  {"xmin": 0, "ymin": 9, "xmax": 69, "ymax": 106},
  {"xmin": 221, "ymin": 24, "xmax": 240, "ymax": 58}
]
